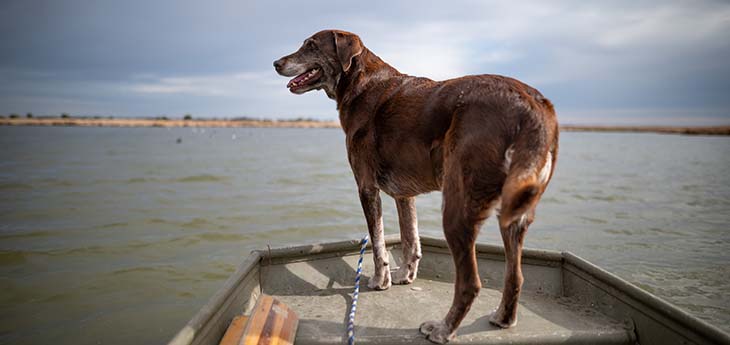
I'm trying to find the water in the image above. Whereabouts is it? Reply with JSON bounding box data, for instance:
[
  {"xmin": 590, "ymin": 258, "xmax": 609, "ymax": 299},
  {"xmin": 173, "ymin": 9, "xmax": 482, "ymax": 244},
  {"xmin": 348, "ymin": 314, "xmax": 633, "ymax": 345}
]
[{"xmin": 0, "ymin": 126, "xmax": 728, "ymax": 344}]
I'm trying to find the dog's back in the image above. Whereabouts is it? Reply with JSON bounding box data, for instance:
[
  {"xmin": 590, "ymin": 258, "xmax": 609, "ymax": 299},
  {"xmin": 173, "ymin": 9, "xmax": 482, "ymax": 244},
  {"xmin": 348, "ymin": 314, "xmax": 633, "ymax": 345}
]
[{"xmin": 339, "ymin": 71, "xmax": 558, "ymax": 203}]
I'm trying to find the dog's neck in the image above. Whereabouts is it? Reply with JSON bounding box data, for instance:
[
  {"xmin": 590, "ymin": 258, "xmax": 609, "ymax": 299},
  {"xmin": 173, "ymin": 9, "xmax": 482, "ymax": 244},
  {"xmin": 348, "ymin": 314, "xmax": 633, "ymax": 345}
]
[{"xmin": 335, "ymin": 48, "xmax": 400, "ymax": 113}]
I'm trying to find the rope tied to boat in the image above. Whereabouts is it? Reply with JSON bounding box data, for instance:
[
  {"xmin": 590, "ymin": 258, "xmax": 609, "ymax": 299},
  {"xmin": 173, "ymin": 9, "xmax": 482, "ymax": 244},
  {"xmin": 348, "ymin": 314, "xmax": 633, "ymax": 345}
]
[{"xmin": 347, "ymin": 234, "xmax": 369, "ymax": 345}]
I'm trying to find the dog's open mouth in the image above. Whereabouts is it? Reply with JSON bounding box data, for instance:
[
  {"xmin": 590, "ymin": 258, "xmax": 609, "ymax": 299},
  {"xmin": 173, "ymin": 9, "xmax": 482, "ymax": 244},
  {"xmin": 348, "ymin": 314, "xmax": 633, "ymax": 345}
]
[{"xmin": 287, "ymin": 68, "xmax": 321, "ymax": 92}]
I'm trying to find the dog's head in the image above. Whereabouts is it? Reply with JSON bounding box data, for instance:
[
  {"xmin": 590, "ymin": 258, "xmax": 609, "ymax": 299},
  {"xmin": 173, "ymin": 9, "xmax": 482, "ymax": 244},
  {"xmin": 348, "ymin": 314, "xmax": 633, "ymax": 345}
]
[{"xmin": 273, "ymin": 30, "xmax": 363, "ymax": 98}]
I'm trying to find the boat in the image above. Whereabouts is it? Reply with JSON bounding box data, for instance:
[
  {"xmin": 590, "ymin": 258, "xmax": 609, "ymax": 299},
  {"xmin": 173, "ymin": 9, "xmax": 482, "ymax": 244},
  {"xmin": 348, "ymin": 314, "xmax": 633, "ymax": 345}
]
[{"xmin": 168, "ymin": 235, "xmax": 730, "ymax": 345}]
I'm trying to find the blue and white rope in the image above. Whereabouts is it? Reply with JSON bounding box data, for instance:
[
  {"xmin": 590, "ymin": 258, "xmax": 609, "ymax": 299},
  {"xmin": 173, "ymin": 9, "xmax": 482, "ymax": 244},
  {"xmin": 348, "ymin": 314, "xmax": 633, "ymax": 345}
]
[{"xmin": 347, "ymin": 234, "xmax": 369, "ymax": 345}]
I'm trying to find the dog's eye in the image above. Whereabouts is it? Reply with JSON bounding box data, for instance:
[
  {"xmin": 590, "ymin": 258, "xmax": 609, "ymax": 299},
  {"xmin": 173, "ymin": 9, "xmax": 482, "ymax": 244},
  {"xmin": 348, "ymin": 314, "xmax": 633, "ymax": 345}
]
[{"xmin": 307, "ymin": 40, "xmax": 316, "ymax": 48}]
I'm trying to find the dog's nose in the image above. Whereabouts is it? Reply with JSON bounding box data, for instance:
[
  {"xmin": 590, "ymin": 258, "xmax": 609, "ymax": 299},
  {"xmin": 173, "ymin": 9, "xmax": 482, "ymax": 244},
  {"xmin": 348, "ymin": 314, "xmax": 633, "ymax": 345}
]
[{"xmin": 273, "ymin": 59, "xmax": 283, "ymax": 70}]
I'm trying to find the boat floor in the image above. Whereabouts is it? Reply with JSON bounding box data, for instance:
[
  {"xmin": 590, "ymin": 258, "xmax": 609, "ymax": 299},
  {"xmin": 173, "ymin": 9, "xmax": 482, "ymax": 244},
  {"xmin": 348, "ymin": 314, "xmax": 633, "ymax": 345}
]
[{"xmin": 261, "ymin": 252, "xmax": 632, "ymax": 345}]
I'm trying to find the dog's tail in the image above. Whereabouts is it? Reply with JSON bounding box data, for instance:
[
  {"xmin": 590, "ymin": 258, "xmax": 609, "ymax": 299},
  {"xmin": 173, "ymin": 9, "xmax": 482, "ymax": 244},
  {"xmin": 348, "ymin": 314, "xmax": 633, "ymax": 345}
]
[{"xmin": 499, "ymin": 102, "xmax": 558, "ymax": 228}]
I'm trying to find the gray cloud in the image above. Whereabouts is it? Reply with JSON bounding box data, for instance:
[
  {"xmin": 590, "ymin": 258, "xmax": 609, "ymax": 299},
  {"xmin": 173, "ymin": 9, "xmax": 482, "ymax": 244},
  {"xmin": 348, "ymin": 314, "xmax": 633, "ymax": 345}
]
[{"xmin": 1, "ymin": 0, "xmax": 729, "ymax": 124}]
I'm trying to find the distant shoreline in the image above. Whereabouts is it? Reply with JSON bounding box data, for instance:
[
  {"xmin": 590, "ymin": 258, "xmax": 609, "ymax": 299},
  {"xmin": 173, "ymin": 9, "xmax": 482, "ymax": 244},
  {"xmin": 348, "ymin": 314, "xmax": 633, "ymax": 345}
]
[
  {"xmin": 1, "ymin": 117, "xmax": 729, "ymax": 135},
  {"xmin": 559, "ymin": 125, "xmax": 730, "ymax": 136},
  {"xmin": 0, "ymin": 117, "xmax": 340, "ymax": 129}
]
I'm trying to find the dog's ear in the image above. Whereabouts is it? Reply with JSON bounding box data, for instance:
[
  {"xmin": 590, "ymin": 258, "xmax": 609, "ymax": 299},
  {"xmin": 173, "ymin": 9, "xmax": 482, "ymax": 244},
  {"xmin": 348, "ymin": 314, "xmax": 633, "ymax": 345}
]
[{"xmin": 333, "ymin": 31, "xmax": 363, "ymax": 73}]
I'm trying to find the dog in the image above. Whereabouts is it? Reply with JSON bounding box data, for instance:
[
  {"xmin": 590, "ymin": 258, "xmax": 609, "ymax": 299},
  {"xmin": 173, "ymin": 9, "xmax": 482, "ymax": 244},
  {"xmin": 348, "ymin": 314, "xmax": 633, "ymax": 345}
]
[{"xmin": 274, "ymin": 30, "xmax": 558, "ymax": 344}]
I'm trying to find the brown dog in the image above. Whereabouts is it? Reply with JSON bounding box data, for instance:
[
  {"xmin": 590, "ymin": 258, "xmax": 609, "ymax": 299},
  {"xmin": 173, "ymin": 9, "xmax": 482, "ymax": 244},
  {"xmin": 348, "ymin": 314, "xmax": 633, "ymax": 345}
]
[{"xmin": 274, "ymin": 30, "xmax": 558, "ymax": 343}]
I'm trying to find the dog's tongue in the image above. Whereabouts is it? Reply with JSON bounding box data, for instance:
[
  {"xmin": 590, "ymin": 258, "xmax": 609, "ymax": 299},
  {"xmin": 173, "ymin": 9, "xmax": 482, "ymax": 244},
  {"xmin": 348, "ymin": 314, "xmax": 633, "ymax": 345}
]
[
  {"xmin": 289, "ymin": 72, "xmax": 309, "ymax": 85},
  {"xmin": 287, "ymin": 68, "xmax": 319, "ymax": 88}
]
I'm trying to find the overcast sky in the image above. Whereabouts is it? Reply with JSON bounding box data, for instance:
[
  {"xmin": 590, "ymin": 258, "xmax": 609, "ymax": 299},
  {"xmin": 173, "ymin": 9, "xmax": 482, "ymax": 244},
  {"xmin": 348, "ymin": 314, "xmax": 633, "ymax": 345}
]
[{"xmin": 1, "ymin": 0, "xmax": 729, "ymax": 125}]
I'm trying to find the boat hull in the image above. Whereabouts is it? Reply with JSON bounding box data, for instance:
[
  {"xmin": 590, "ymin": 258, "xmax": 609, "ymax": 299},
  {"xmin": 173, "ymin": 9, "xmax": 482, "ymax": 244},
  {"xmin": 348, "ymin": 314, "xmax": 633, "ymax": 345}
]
[{"xmin": 168, "ymin": 235, "xmax": 730, "ymax": 345}]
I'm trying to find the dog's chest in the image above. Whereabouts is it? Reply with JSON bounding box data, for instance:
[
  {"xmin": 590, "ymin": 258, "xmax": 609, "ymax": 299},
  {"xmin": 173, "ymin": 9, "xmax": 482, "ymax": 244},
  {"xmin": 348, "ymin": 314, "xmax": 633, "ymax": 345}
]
[
  {"xmin": 375, "ymin": 169, "xmax": 438, "ymax": 198},
  {"xmin": 346, "ymin": 128, "xmax": 441, "ymax": 197}
]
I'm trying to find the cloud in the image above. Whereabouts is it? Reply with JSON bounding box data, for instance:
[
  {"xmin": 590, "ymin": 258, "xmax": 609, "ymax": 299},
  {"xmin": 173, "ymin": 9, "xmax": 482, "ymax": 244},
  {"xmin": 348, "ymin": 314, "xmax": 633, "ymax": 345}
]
[
  {"xmin": 0, "ymin": 0, "xmax": 729, "ymax": 124},
  {"xmin": 126, "ymin": 72, "xmax": 274, "ymax": 96},
  {"xmin": 559, "ymin": 107, "xmax": 730, "ymax": 126},
  {"xmin": 353, "ymin": 22, "xmax": 473, "ymax": 80},
  {"xmin": 595, "ymin": 4, "xmax": 730, "ymax": 49}
]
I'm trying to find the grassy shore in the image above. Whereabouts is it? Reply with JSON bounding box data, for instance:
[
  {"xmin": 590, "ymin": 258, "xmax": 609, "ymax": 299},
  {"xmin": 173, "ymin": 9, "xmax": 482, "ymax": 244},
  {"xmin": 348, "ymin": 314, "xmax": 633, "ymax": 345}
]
[
  {"xmin": 1, "ymin": 117, "xmax": 729, "ymax": 135},
  {"xmin": 0, "ymin": 117, "xmax": 340, "ymax": 128},
  {"xmin": 560, "ymin": 125, "xmax": 730, "ymax": 136}
]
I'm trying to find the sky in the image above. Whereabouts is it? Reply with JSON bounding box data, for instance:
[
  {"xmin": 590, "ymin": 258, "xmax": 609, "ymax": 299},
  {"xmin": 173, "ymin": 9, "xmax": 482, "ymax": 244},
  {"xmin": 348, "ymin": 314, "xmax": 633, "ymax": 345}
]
[{"xmin": 1, "ymin": 0, "xmax": 729, "ymax": 125}]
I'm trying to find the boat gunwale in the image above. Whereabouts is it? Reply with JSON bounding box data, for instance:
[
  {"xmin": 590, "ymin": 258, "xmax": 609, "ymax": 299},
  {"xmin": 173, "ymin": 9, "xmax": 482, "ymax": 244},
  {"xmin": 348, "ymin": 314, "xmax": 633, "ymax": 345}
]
[
  {"xmin": 562, "ymin": 252, "xmax": 730, "ymax": 345},
  {"xmin": 253, "ymin": 235, "xmax": 729, "ymax": 343},
  {"xmin": 254, "ymin": 234, "xmax": 564, "ymax": 264},
  {"xmin": 168, "ymin": 251, "xmax": 261, "ymax": 345},
  {"xmin": 168, "ymin": 235, "xmax": 730, "ymax": 345}
]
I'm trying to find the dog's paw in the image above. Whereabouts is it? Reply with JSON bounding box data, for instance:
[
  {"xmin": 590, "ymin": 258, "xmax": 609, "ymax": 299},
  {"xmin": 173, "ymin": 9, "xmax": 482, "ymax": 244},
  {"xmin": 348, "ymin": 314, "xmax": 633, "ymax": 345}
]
[
  {"xmin": 392, "ymin": 266, "xmax": 416, "ymax": 285},
  {"xmin": 367, "ymin": 272, "xmax": 391, "ymax": 291},
  {"xmin": 488, "ymin": 308, "xmax": 518, "ymax": 329},
  {"xmin": 419, "ymin": 320, "xmax": 454, "ymax": 344}
]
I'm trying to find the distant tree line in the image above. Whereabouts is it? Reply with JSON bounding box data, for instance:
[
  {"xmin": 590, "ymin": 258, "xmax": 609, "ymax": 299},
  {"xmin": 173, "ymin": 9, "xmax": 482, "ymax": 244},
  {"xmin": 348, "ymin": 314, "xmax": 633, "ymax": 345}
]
[{"xmin": 0, "ymin": 112, "xmax": 333, "ymax": 122}]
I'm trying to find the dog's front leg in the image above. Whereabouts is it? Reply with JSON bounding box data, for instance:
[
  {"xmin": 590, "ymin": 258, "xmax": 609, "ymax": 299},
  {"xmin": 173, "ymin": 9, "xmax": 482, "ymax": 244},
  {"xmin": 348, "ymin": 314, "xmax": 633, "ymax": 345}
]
[
  {"xmin": 393, "ymin": 196, "xmax": 421, "ymax": 284},
  {"xmin": 359, "ymin": 186, "xmax": 391, "ymax": 290}
]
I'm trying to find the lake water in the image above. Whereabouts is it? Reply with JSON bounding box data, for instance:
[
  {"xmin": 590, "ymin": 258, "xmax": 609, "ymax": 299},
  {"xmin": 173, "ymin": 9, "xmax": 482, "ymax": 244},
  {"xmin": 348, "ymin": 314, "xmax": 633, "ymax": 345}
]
[{"xmin": 0, "ymin": 126, "xmax": 728, "ymax": 344}]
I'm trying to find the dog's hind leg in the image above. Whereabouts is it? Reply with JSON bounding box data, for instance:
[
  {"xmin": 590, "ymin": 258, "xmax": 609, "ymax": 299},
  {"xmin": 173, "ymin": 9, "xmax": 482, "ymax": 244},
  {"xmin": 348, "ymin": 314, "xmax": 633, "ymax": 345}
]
[
  {"xmin": 489, "ymin": 211, "xmax": 533, "ymax": 328},
  {"xmin": 490, "ymin": 117, "xmax": 555, "ymax": 328},
  {"xmin": 393, "ymin": 196, "xmax": 421, "ymax": 285},
  {"xmin": 420, "ymin": 162, "xmax": 500, "ymax": 343}
]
